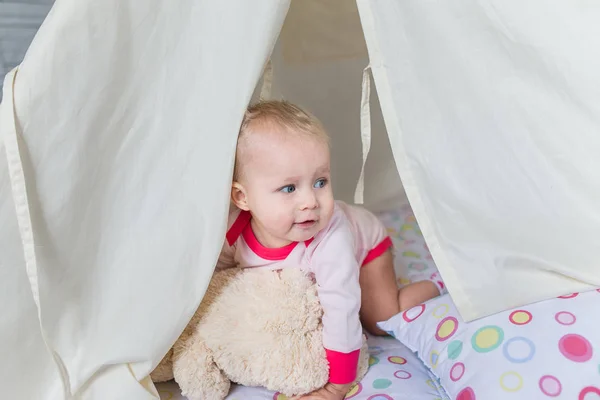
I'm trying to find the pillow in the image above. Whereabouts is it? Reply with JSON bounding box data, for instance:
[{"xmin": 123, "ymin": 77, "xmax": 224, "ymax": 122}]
[{"xmin": 379, "ymin": 289, "xmax": 600, "ymax": 399}]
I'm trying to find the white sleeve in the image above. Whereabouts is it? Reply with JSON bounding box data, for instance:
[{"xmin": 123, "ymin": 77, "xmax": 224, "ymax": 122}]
[{"xmin": 311, "ymin": 214, "xmax": 363, "ymax": 384}]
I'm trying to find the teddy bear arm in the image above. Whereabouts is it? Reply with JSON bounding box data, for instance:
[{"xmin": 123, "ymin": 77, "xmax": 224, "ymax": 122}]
[{"xmin": 172, "ymin": 335, "xmax": 231, "ymax": 400}]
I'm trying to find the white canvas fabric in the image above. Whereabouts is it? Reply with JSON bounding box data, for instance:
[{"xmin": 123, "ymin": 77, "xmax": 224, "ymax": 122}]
[
  {"xmin": 357, "ymin": 0, "xmax": 600, "ymax": 321},
  {"xmin": 0, "ymin": 0, "xmax": 289, "ymax": 398}
]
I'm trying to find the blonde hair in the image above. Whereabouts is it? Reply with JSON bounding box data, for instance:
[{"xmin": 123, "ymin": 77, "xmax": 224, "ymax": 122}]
[{"xmin": 233, "ymin": 100, "xmax": 329, "ymax": 181}]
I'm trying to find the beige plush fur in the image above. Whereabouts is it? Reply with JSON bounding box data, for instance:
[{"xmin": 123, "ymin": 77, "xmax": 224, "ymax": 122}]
[{"xmin": 151, "ymin": 268, "xmax": 369, "ymax": 399}]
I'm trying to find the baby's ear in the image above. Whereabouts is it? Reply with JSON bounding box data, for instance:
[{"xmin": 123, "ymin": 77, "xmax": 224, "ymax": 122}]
[{"xmin": 231, "ymin": 182, "xmax": 250, "ymax": 211}]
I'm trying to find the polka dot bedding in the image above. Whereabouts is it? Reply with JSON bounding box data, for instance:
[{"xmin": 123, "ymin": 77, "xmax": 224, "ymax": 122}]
[
  {"xmin": 380, "ymin": 290, "xmax": 600, "ymax": 399},
  {"xmin": 377, "ymin": 204, "xmax": 444, "ymax": 290},
  {"xmin": 156, "ymin": 204, "xmax": 449, "ymax": 399}
]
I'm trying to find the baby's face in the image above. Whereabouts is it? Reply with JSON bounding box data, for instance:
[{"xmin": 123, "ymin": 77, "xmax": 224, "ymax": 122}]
[{"xmin": 237, "ymin": 128, "xmax": 334, "ymax": 248}]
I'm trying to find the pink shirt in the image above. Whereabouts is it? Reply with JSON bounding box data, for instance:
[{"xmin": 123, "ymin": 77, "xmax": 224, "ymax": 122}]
[{"xmin": 217, "ymin": 200, "xmax": 392, "ymax": 384}]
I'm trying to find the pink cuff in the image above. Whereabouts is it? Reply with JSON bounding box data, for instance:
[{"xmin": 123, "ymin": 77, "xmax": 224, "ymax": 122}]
[{"xmin": 325, "ymin": 348, "xmax": 360, "ymax": 384}]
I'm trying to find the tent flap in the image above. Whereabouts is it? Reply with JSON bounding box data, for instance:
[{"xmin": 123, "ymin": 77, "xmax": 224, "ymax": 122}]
[
  {"xmin": 0, "ymin": 0, "xmax": 290, "ymax": 398},
  {"xmin": 357, "ymin": 0, "xmax": 600, "ymax": 321}
]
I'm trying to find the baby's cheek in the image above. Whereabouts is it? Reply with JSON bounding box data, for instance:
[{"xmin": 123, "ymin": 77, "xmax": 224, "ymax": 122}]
[
  {"xmin": 319, "ymin": 191, "xmax": 334, "ymax": 210},
  {"xmin": 254, "ymin": 196, "xmax": 280, "ymax": 217},
  {"xmin": 265, "ymin": 209, "xmax": 293, "ymax": 232}
]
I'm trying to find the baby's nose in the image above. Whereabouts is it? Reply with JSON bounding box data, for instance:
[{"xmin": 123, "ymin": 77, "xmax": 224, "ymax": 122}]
[{"xmin": 300, "ymin": 190, "xmax": 318, "ymax": 210}]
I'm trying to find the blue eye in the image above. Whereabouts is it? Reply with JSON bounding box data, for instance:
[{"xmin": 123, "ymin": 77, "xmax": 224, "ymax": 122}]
[
  {"xmin": 314, "ymin": 178, "xmax": 327, "ymax": 189},
  {"xmin": 280, "ymin": 185, "xmax": 295, "ymax": 193}
]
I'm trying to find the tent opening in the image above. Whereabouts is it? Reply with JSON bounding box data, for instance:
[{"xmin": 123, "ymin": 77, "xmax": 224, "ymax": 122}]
[{"xmin": 252, "ymin": 0, "xmax": 408, "ymax": 216}]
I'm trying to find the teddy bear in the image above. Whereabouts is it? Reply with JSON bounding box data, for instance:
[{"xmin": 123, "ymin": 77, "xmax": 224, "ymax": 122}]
[{"xmin": 151, "ymin": 267, "xmax": 369, "ymax": 399}]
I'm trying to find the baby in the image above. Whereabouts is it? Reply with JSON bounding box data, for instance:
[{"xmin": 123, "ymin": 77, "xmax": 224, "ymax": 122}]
[{"xmin": 217, "ymin": 100, "xmax": 444, "ymax": 399}]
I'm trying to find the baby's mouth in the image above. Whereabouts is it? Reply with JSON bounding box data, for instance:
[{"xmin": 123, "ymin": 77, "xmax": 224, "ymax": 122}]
[{"xmin": 295, "ymin": 219, "xmax": 317, "ymax": 228}]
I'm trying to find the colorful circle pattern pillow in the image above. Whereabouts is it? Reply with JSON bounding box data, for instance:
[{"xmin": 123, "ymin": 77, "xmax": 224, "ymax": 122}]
[{"xmin": 379, "ymin": 289, "xmax": 600, "ymax": 399}]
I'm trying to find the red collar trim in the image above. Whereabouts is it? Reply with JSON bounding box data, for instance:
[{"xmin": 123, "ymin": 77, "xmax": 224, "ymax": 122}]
[
  {"xmin": 242, "ymin": 224, "xmax": 298, "ymax": 260},
  {"xmin": 226, "ymin": 210, "xmax": 313, "ymax": 260}
]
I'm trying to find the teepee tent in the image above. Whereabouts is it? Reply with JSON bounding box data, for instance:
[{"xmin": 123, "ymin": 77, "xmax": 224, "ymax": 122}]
[{"xmin": 1, "ymin": 0, "xmax": 599, "ymax": 398}]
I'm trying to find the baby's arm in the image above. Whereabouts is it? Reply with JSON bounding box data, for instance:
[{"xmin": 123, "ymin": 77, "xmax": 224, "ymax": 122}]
[{"xmin": 311, "ymin": 217, "xmax": 363, "ymax": 386}]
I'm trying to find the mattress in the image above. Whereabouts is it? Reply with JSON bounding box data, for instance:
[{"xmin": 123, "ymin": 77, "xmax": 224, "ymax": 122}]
[{"xmin": 156, "ymin": 202, "xmax": 449, "ymax": 399}]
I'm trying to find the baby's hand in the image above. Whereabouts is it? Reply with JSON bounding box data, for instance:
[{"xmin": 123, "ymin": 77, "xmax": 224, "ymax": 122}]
[{"xmin": 291, "ymin": 383, "xmax": 352, "ymax": 400}]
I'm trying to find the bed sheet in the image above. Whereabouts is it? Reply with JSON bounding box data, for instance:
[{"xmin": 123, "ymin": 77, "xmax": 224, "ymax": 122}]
[
  {"xmin": 376, "ymin": 203, "xmax": 440, "ymax": 289},
  {"xmin": 156, "ymin": 334, "xmax": 448, "ymax": 400},
  {"xmin": 156, "ymin": 203, "xmax": 448, "ymax": 399}
]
